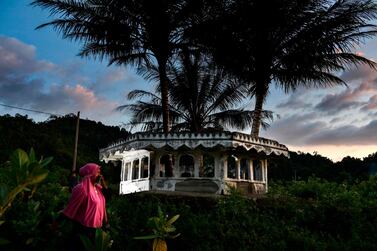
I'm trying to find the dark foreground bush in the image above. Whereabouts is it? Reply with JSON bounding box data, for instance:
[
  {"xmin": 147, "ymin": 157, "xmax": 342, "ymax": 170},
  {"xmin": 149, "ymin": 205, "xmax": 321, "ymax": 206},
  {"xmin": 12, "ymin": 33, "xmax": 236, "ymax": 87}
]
[
  {"xmin": 107, "ymin": 178, "xmax": 377, "ymax": 251},
  {"xmin": 3, "ymin": 172, "xmax": 377, "ymax": 250}
]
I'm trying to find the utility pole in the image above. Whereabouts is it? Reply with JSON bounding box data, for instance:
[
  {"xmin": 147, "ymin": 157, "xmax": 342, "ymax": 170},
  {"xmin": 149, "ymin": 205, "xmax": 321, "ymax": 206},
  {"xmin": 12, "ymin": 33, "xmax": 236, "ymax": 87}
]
[{"xmin": 72, "ymin": 111, "xmax": 80, "ymax": 173}]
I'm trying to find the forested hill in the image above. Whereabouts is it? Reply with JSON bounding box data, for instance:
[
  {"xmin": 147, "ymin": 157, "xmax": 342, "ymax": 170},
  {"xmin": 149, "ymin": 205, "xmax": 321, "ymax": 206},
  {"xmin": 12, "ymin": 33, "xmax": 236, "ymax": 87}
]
[
  {"xmin": 269, "ymin": 151, "xmax": 377, "ymax": 183},
  {"xmin": 0, "ymin": 114, "xmax": 129, "ymax": 167},
  {"xmin": 0, "ymin": 114, "xmax": 376, "ymax": 183}
]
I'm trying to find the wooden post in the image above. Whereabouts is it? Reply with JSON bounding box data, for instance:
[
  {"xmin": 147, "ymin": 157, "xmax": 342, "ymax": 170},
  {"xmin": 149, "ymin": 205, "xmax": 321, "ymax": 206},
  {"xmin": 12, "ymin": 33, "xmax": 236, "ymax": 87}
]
[{"xmin": 72, "ymin": 111, "xmax": 80, "ymax": 173}]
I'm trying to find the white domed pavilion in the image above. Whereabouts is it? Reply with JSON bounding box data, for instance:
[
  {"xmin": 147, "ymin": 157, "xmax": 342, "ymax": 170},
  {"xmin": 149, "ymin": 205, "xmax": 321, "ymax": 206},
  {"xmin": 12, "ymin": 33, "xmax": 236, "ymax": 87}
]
[{"xmin": 99, "ymin": 131, "xmax": 288, "ymax": 196}]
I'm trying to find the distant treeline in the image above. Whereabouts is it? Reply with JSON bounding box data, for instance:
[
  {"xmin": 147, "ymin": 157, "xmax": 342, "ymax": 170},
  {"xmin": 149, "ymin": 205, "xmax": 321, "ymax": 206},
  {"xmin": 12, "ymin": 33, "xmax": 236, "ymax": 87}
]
[
  {"xmin": 0, "ymin": 114, "xmax": 129, "ymax": 168},
  {"xmin": 270, "ymin": 151, "xmax": 377, "ymax": 183},
  {"xmin": 0, "ymin": 114, "xmax": 376, "ymax": 183}
]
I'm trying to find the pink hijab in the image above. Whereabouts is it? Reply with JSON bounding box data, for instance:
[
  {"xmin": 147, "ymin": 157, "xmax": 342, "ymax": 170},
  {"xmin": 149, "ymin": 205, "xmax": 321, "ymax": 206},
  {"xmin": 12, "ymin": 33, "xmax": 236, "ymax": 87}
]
[{"xmin": 63, "ymin": 163, "xmax": 107, "ymax": 228}]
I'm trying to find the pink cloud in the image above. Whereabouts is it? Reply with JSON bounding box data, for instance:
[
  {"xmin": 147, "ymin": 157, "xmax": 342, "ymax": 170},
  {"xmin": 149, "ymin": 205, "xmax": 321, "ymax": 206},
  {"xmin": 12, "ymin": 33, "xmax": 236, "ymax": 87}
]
[{"xmin": 63, "ymin": 84, "xmax": 118, "ymax": 113}]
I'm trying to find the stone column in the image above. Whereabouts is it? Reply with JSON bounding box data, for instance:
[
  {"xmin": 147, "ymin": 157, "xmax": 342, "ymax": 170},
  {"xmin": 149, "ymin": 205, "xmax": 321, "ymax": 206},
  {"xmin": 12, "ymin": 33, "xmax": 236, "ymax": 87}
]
[
  {"xmin": 236, "ymin": 158, "xmax": 240, "ymax": 180},
  {"xmin": 155, "ymin": 152, "xmax": 161, "ymax": 177},
  {"xmin": 250, "ymin": 159, "xmax": 254, "ymax": 181},
  {"xmin": 223, "ymin": 155, "xmax": 228, "ymax": 179},
  {"xmin": 264, "ymin": 159, "xmax": 268, "ymax": 193},
  {"xmin": 194, "ymin": 152, "xmax": 200, "ymax": 177}
]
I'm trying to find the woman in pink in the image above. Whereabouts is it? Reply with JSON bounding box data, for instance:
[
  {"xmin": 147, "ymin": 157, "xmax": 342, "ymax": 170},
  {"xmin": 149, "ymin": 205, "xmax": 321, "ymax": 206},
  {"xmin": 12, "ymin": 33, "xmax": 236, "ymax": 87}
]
[{"xmin": 62, "ymin": 163, "xmax": 108, "ymax": 250}]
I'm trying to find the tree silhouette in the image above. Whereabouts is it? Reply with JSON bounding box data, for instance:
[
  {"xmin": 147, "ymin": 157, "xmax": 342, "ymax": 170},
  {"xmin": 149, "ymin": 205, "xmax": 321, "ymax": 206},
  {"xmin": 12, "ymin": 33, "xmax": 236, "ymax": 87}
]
[
  {"xmin": 119, "ymin": 49, "xmax": 274, "ymax": 132},
  {"xmin": 32, "ymin": 0, "xmax": 201, "ymax": 133},
  {"xmin": 191, "ymin": 0, "xmax": 377, "ymax": 137}
]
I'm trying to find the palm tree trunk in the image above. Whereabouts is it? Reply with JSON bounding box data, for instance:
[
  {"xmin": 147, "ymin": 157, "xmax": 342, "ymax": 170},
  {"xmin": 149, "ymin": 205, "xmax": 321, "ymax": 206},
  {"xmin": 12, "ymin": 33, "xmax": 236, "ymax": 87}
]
[
  {"xmin": 251, "ymin": 86, "xmax": 268, "ymax": 137},
  {"xmin": 158, "ymin": 62, "xmax": 171, "ymax": 133}
]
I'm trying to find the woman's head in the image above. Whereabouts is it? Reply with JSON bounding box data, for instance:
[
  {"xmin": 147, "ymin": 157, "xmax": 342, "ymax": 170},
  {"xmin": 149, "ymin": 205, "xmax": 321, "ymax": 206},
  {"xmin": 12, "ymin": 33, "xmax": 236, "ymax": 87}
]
[{"xmin": 79, "ymin": 163, "xmax": 101, "ymax": 178}]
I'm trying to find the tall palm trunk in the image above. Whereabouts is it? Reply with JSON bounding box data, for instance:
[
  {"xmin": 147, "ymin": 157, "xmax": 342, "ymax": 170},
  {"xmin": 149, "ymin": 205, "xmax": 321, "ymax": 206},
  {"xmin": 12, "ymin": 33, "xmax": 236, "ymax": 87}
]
[
  {"xmin": 251, "ymin": 93, "xmax": 264, "ymax": 137},
  {"xmin": 251, "ymin": 81, "xmax": 268, "ymax": 137},
  {"xmin": 158, "ymin": 61, "xmax": 171, "ymax": 133}
]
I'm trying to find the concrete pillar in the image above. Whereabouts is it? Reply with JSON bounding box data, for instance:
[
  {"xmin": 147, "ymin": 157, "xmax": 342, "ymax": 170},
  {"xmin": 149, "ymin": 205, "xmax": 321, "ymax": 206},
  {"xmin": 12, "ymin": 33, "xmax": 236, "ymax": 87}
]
[
  {"xmin": 223, "ymin": 155, "xmax": 228, "ymax": 179},
  {"xmin": 194, "ymin": 152, "xmax": 200, "ymax": 177},
  {"xmin": 265, "ymin": 159, "xmax": 268, "ymax": 192},
  {"xmin": 213, "ymin": 153, "xmax": 220, "ymax": 178},
  {"xmin": 250, "ymin": 159, "xmax": 254, "ymax": 181},
  {"xmin": 155, "ymin": 152, "xmax": 161, "ymax": 177},
  {"xmin": 236, "ymin": 158, "xmax": 241, "ymax": 180}
]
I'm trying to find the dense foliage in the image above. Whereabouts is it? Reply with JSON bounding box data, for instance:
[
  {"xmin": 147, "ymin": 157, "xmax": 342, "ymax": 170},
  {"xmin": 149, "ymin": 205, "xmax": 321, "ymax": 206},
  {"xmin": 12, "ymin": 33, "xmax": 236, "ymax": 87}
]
[
  {"xmin": 269, "ymin": 151, "xmax": 377, "ymax": 184},
  {"xmin": 0, "ymin": 114, "xmax": 129, "ymax": 166},
  {"xmin": 107, "ymin": 178, "xmax": 377, "ymax": 251},
  {"xmin": 1, "ymin": 114, "xmax": 377, "ymax": 250}
]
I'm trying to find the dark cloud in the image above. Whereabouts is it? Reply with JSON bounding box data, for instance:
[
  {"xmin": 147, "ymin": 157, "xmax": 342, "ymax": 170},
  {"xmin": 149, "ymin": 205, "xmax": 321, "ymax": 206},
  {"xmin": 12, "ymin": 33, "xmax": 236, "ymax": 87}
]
[
  {"xmin": 276, "ymin": 88, "xmax": 313, "ymax": 110},
  {"xmin": 0, "ymin": 36, "xmax": 117, "ymax": 120},
  {"xmin": 315, "ymin": 88, "xmax": 363, "ymax": 114},
  {"xmin": 0, "ymin": 36, "xmax": 54, "ymax": 76},
  {"xmin": 314, "ymin": 80, "xmax": 377, "ymax": 114},
  {"xmin": 277, "ymin": 98, "xmax": 311, "ymax": 109},
  {"xmin": 340, "ymin": 64, "xmax": 377, "ymax": 83},
  {"xmin": 317, "ymin": 60, "xmax": 377, "ymax": 114},
  {"xmin": 263, "ymin": 113, "xmax": 326, "ymax": 145},
  {"xmin": 307, "ymin": 120, "xmax": 377, "ymax": 145},
  {"xmin": 265, "ymin": 112, "xmax": 377, "ymax": 146}
]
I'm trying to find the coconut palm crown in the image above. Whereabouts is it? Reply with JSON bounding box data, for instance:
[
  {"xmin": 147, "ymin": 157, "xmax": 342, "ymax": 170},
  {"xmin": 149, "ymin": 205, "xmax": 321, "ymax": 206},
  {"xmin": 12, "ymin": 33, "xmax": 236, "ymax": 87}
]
[
  {"xmin": 119, "ymin": 50, "xmax": 274, "ymax": 133},
  {"xmin": 190, "ymin": 0, "xmax": 377, "ymax": 137},
  {"xmin": 32, "ymin": 0, "xmax": 201, "ymax": 133}
]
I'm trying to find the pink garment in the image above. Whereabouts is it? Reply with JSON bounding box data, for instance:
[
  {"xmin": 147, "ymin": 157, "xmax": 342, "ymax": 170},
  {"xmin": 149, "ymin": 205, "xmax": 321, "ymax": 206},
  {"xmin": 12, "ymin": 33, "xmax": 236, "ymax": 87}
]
[{"xmin": 63, "ymin": 163, "xmax": 107, "ymax": 228}]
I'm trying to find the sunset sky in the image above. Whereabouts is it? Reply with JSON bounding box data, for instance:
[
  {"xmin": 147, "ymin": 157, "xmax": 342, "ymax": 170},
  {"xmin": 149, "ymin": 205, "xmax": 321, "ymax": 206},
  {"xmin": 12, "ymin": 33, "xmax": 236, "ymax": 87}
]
[{"xmin": 1, "ymin": 0, "xmax": 377, "ymax": 162}]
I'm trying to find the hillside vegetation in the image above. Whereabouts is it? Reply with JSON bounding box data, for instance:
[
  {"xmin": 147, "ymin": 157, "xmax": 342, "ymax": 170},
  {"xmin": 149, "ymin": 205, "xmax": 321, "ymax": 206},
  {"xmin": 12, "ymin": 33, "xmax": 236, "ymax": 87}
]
[{"xmin": 1, "ymin": 114, "xmax": 377, "ymax": 250}]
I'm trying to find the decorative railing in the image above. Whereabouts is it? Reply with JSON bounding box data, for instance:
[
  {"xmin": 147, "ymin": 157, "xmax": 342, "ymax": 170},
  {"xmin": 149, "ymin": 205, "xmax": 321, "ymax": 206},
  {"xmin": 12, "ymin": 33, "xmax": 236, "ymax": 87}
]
[{"xmin": 99, "ymin": 131, "xmax": 289, "ymax": 157}]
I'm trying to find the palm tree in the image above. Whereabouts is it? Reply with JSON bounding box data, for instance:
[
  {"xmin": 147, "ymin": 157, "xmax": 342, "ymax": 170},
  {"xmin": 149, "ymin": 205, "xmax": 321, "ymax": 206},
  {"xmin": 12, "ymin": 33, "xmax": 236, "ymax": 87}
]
[
  {"xmin": 190, "ymin": 0, "xmax": 377, "ymax": 137},
  {"xmin": 32, "ymin": 0, "xmax": 201, "ymax": 133},
  {"xmin": 119, "ymin": 49, "xmax": 274, "ymax": 133}
]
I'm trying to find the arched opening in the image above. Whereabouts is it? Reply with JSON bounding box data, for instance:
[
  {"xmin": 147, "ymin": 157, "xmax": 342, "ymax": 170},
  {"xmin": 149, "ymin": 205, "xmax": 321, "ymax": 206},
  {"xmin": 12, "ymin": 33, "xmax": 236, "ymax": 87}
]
[
  {"xmin": 159, "ymin": 154, "xmax": 174, "ymax": 177},
  {"xmin": 122, "ymin": 161, "xmax": 131, "ymax": 181},
  {"xmin": 253, "ymin": 160, "xmax": 263, "ymax": 181},
  {"xmin": 141, "ymin": 156, "xmax": 149, "ymax": 178},
  {"xmin": 240, "ymin": 158, "xmax": 250, "ymax": 180},
  {"xmin": 200, "ymin": 154, "xmax": 215, "ymax": 177},
  {"xmin": 227, "ymin": 155, "xmax": 237, "ymax": 179},
  {"xmin": 132, "ymin": 159, "xmax": 140, "ymax": 180},
  {"xmin": 179, "ymin": 154, "xmax": 195, "ymax": 177}
]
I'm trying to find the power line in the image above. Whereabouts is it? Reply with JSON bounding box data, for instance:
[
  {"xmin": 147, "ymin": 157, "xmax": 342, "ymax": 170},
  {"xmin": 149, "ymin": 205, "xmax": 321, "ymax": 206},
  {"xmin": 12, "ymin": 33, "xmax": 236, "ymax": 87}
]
[{"xmin": 0, "ymin": 103, "xmax": 63, "ymax": 117}]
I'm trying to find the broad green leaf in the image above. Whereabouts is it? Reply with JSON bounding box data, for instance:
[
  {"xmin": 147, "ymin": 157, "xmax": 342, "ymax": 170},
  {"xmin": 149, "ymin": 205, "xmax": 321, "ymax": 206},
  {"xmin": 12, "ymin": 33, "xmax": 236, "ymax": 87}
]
[
  {"xmin": 166, "ymin": 214, "xmax": 180, "ymax": 225},
  {"xmin": 27, "ymin": 172, "xmax": 48, "ymax": 185},
  {"xmin": 28, "ymin": 148, "xmax": 36, "ymax": 163},
  {"xmin": 164, "ymin": 226, "xmax": 176, "ymax": 233},
  {"xmin": 10, "ymin": 149, "xmax": 28, "ymax": 170}
]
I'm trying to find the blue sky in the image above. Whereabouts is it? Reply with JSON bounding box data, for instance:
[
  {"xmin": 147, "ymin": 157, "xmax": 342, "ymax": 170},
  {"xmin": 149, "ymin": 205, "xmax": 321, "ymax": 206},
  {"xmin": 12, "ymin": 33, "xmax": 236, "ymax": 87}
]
[{"xmin": 1, "ymin": 0, "xmax": 377, "ymax": 161}]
